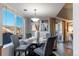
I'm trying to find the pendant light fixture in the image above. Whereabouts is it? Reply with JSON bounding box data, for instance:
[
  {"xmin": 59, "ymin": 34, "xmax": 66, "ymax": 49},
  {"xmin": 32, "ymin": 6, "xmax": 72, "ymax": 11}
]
[{"xmin": 31, "ymin": 9, "xmax": 40, "ymax": 22}]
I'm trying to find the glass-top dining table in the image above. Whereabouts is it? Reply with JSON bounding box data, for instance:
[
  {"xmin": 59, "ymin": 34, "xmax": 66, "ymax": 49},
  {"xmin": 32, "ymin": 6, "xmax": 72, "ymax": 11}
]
[{"xmin": 20, "ymin": 37, "xmax": 47, "ymax": 44}]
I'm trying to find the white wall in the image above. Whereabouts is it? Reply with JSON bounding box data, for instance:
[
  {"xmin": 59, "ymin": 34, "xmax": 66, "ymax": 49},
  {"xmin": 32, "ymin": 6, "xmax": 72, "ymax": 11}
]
[
  {"xmin": 2, "ymin": 43, "xmax": 14, "ymax": 56},
  {"xmin": 73, "ymin": 3, "xmax": 79, "ymax": 56},
  {"xmin": 25, "ymin": 18, "xmax": 32, "ymax": 34}
]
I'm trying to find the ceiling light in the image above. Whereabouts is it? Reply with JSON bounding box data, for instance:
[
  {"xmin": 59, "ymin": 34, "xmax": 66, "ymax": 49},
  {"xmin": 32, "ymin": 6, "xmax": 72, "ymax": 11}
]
[
  {"xmin": 31, "ymin": 9, "xmax": 40, "ymax": 22},
  {"xmin": 31, "ymin": 18, "xmax": 39, "ymax": 22}
]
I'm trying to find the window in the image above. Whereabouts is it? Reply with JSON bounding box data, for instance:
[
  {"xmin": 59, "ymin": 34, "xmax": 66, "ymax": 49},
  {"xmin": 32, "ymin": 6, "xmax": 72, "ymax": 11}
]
[
  {"xmin": 2, "ymin": 8, "xmax": 15, "ymax": 45},
  {"xmin": 2, "ymin": 7, "xmax": 25, "ymax": 45},
  {"xmin": 2, "ymin": 8, "xmax": 15, "ymax": 34},
  {"xmin": 16, "ymin": 16, "xmax": 24, "ymax": 39}
]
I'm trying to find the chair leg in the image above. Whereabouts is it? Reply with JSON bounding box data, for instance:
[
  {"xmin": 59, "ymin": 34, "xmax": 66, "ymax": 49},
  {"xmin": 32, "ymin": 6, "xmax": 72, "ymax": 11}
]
[
  {"xmin": 18, "ymin": 51, "xmax": 20, "ymax": 56},
  {"xmin": 25, "ymin": 51, "xmax": 27, "ymax": 56},
  {"xmin": 14, "ymin": 51, "xmax": 16, "ymax": 56}
]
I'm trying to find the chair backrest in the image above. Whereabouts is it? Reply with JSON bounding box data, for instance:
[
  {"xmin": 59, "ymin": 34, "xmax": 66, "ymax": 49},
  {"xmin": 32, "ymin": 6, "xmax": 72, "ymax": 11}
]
[
  {"xmin": 46, "ymin": 33, "xmax": 51, "ymax": 39},
  {"xmin": 3, "ymin": 32, "xmax": 13, "ymax": 45},
  {"xmin": 44, "ymin": 36, "xmax": 57, "ymax": 56},
  {"xmin": 26, "ymin": 33, "xmax": 32, "ymax": 38},
  {"xmin": 10, "ymin": 35, "xmax": 20, "ymax": 48}
]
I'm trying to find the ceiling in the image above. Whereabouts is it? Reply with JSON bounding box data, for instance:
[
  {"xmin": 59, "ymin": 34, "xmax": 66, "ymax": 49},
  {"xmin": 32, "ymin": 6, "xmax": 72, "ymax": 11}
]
[
  {"xmin": 57, "ymin": 3, "xmax": 73, "ymax": 20},
  {"xmin": 8, "ymin": 3, "xmax": 65, "ymax": 18}
]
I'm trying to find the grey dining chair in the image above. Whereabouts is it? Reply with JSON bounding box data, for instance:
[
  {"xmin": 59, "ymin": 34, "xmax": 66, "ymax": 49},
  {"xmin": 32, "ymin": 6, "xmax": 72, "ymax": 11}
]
[
  {"xmin": 34, "ymin": 36, "xmax": 57, "ymax": 56},
  {"xmin": 10, "ymin": 35, "xmax": 30, "ymax": 56}
]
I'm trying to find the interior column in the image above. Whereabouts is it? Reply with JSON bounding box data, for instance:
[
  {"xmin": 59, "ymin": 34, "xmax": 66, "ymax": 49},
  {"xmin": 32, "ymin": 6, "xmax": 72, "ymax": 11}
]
[{"xmin": 50, "ymin": 18, "xmax": 56, "ymax": 36}]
